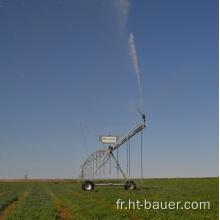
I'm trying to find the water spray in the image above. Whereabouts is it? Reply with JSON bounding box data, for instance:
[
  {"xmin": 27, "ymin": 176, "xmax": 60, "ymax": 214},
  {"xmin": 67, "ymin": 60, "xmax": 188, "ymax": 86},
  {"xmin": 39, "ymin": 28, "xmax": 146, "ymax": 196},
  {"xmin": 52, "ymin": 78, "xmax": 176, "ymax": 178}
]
[
  {"xmin": 129, "ymin": 33, "xmax": 143, "ymax": 105},
  {"xmin": 130, "ymin": 101, "xmax": 144, "ymax": 116}
]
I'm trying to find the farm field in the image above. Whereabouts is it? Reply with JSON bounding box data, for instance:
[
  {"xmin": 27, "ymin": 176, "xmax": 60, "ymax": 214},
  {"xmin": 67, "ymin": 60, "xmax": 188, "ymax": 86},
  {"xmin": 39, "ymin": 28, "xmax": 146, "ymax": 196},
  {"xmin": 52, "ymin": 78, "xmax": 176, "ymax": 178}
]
[{"xmin": 0, "ymin": 178, "xmax": 218, "ymax": 219}]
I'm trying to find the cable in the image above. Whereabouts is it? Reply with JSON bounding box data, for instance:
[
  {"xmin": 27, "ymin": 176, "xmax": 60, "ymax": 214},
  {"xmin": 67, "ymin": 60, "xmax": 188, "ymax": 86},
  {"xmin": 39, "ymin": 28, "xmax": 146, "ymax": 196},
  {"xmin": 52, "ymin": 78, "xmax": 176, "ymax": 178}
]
[
  {"xmin": 129, "ymin": 139, "xmax": 130, "ymax": 181},
  {"xmin": 126, "ymin": 141, "xmax": 128, "ymax": 175},
  {"xmin": 141, "ymin": 129, "xmax": 144, "ymax": 185},
  {"xmin": 117, "ymin": 148, "xmax": 119, "ymax": 178},
  {"xmin": 109, "ymin": 156, "xmax": 111, "ymax": 182},
  {"xmin": 103, "ymin": 163, "xmax": 105, "ymax": 177}
]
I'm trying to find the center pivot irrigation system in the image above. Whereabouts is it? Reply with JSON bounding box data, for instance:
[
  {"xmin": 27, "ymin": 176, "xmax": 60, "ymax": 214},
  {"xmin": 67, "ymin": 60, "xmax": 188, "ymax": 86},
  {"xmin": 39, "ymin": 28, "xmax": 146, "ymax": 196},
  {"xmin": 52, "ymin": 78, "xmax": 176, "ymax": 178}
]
[{"xmin": 78, "ymin": 112, "xmax": 146, "ymax": 191}]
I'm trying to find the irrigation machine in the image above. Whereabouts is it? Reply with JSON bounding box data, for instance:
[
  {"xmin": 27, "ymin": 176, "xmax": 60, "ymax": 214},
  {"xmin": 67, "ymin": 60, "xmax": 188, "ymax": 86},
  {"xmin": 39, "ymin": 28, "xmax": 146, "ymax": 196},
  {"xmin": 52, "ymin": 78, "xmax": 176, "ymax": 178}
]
[{"xmin": 78, "ymin": 111, "xmax": 146, "ymax": 191}]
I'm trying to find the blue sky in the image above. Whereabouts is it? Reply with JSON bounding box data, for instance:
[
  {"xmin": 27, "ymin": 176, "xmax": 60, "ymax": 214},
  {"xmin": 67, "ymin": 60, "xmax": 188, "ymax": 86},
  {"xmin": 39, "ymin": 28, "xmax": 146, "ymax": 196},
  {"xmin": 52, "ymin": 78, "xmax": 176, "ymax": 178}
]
[{"xmin": 0, "ymin": 0, "xmax": 218, "ymax": 179}]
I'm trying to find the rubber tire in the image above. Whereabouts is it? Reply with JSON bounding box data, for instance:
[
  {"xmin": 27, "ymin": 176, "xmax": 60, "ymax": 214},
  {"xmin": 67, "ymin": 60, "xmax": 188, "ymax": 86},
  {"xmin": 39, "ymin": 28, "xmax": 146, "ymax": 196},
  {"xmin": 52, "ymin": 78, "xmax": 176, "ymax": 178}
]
[
  {"xmin": 124, "ymin": 180, "xmax": 136, "ymax": 190},
  {"xmin": 82, "ymin": 180, "xmax": 94, "ymax": 191}
]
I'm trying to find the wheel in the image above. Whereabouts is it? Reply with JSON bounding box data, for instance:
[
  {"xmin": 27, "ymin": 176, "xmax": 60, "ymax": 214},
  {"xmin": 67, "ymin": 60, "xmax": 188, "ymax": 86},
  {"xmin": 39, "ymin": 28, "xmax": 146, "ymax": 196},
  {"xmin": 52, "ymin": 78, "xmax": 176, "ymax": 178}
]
[
  {"xmin": 82, "ymin": 180, "xmax": 94, "ymax": 191},
  {"xmin": 124, "ymin": 180, "xmax": 136, "ymax": 190}
]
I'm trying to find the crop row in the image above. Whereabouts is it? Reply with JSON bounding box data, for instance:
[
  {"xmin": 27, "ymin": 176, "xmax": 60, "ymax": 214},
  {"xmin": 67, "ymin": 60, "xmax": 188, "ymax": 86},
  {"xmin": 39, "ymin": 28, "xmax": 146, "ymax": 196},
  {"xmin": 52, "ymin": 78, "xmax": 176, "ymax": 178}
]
[
  {"xmin": 0, "ymin": 182, "xmax": 30, "ymax": 213},
  {"xmin": 48, "ymin": 181, "xmax": 131, "ymax": 219},
  {"xmin": 4, "ymin": 183, "xmax": 56, "ymax": 220}
]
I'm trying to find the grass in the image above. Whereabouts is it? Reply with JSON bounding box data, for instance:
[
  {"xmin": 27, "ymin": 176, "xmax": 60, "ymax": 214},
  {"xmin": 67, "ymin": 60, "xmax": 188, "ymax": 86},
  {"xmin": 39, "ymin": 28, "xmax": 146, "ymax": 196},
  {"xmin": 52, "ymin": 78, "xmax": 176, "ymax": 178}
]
[{"xmin": 0, "ymin": 178, "xmax": 218, "ymax": 219}]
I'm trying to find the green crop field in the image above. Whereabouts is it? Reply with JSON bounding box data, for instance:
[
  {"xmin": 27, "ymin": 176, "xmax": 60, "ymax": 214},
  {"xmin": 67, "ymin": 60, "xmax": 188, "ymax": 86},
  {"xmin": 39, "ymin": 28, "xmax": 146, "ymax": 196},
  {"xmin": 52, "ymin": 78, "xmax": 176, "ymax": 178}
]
[{"xmin": 0, "ymin": 178, "xmax": 218, "ymax": 219}]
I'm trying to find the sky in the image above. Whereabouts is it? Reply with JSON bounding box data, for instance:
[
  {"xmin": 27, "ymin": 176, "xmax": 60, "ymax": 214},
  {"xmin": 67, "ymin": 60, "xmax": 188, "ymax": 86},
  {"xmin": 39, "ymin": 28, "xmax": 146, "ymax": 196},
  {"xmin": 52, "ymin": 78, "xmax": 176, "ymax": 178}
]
[{"xmin": 0, "ymin": 0, "xmax": 218, "ymax": 179}]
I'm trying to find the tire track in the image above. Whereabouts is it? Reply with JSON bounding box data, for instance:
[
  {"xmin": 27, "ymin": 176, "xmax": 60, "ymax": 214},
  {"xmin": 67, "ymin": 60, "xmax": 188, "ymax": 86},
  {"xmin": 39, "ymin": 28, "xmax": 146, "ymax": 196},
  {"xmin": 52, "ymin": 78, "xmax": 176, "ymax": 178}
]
[
  {"xmin": 0, "ymin": 191, "xmax": 31, "ymax": 220},
  {"xmin": 44, "ymin": 186, "xmax": 75, "ymax": 219},
  {"xmin": 65, "ymin": 189, "xmax": 80, "ymax": 195}
]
